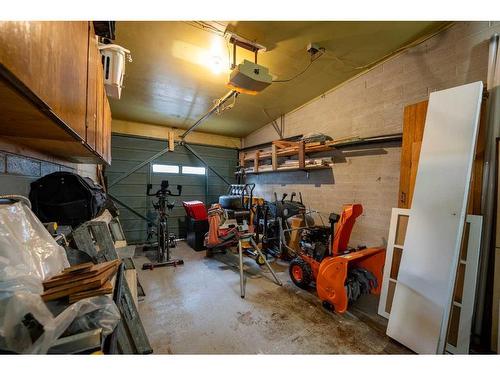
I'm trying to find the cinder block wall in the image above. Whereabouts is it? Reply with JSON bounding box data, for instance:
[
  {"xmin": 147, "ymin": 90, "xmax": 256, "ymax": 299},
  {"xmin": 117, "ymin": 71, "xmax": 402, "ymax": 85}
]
[
  {"xmin": 0, "ymin": 139, "xmax": 98, "ymax": 197},
  {"xmin": 243, "ymin": 21, "xmax": 500, "ymax": 247}
]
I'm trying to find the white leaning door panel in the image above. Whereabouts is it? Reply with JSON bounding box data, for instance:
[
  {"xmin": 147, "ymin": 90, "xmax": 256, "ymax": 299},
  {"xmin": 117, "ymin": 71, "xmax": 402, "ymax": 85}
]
[
  {"xmin": 378, "ymin": 208, "xmax": 410, "ymax": 319},
  {"xmin": 387, "ymin": 82, "xmax": 483, "ymax": 354}
]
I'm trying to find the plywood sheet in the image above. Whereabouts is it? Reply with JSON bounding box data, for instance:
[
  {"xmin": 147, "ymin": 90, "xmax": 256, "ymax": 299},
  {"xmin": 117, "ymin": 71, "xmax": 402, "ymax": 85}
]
[
  {"xmin": 386, "ymin": 82, "xmax": 483, "ymax": 354},
  {"xmin": 398, "ymin": 100, "xmax": 428, "ymax": 209}
]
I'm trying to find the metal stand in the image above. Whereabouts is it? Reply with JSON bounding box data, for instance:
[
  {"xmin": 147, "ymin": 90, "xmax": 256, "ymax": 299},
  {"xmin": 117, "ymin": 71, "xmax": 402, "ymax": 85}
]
[
  {"xmin": 238, "ymin": 234, "xmax": 282, "ymax": 298},
  {"xmin": 238, "ymin": 239, "xmax": 245, "ymax": 298},
  {"xmin": 145, "ymin": 221, "xmax": 183, "ymax": 269}
]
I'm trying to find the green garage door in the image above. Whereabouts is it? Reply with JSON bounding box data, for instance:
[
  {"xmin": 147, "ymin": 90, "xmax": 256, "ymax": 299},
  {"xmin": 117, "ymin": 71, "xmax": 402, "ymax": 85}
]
[{"xmin": 106, "ymin": 134, "xmax": 238, "ymax": 244}]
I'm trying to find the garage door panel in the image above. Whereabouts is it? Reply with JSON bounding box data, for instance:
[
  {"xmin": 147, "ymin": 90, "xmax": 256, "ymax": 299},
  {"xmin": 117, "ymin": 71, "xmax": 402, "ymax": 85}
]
[
  {"xmin": 107, "ymin": 160, "xmax": 149, "ymax": 173},
  {"xmin": 106, "ymin": 134, "xmax": 237, "ymax": 243}
]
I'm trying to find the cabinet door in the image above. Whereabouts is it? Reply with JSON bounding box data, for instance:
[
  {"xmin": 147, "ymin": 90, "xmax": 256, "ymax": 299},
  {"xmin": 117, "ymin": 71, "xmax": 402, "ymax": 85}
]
[
  {"xmin": 86, "ymin": 24, "xmax": 98, "ymax": 149},
  {"xmin": 0, "ymin": 21, "xmax": 89, "ymax": 140},
  {"xmin": 95, "ymin": 59, "xmax": 105, "ymax": 157},
  {"xmin": 103, "ymin": 95, "xmax": 112, "ymax": 164}
]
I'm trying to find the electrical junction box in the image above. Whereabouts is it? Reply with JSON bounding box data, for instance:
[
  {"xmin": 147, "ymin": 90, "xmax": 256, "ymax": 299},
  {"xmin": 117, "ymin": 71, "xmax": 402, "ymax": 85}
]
[{"xmin": 227, "ymin": 59, "xmax": 272, "ymax": 95}]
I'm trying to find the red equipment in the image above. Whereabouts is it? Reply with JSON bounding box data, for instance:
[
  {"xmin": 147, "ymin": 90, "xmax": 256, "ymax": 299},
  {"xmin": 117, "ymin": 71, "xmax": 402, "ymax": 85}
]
[
  {"xmin": 289, "ymin": 203, "xmax": 386, "ymax": 313},
  {"xmin": 182, "ymin": 200, "xmax": 208, "ymax": 221}
]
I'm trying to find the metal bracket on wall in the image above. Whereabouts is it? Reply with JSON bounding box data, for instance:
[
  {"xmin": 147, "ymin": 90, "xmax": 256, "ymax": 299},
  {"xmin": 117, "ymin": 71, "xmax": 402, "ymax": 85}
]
[
  {"xmin": 182, "ymin": 143, "xmax": 232, "ymax": 186},
  {"xmin": 108, "ymin": 193, "xmax": 156, "ymax": 225},
  {"xmin": 263, "ymin": 109, "xmax": 285, "ymax": 139},
  {"xmin": 108, "ymin": 146, "xmax": 172, "ymax": 189}
]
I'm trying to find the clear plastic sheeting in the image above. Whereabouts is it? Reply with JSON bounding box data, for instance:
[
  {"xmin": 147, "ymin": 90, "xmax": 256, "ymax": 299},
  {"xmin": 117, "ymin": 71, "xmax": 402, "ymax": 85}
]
[
  {"xmin": 1, "ymin": 292, "xmax": 120, "ymax": 353},
  {"xmin": 0, "ymin": 201, "xmax": 69, "ymax": 291},
  {"xmin": 0, "ymin": 200, "xmax": 120, "ymax": 353}
]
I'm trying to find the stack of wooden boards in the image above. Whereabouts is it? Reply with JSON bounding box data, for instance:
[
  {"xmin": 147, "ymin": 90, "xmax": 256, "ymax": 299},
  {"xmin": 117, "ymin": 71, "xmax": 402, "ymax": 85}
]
[{"xmin": 42, "ymin": 260, "xmax": 120, "ymax": 303}]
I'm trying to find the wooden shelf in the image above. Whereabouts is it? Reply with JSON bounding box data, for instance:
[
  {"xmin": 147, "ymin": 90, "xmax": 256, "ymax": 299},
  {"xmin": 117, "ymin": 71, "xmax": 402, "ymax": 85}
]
[
  {"xmin": 240, "ymin": 134, "xmax": 403, "ymax": 176},
  {"xmin": 241, "ymin": 139, "xmax": 339, "ymax": 174},
  {"xmin": 244, "ymin": 164, "xmax": 331, "ymax": 175},
  {"xmin": 242, "ymin": 139, "xmax": 344, "ymax": 162}
]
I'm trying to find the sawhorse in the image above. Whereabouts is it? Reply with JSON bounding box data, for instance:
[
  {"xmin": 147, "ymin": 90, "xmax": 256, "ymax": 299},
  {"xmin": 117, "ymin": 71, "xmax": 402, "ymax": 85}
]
[{"xmin": 237, "ymin": 233, "xmax": 282, "ymax": 298}]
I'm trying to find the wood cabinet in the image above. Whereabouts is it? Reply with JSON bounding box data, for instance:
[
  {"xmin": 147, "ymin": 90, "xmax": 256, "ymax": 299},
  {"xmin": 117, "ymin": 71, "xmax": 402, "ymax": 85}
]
[
  {"xmin": 95, "ymin": 62, "xmax": 105, "ymax": 157},
  {"xmin": 103, "ymin": 96, "xmax": 112, "ymax": 163},
  {"xmin": 0, "ymin": 21, "xmax": 112, "ymax": 165},
  {"xmin": 86, "ymin": 23, "xmax": 99, "ymax": 150}
]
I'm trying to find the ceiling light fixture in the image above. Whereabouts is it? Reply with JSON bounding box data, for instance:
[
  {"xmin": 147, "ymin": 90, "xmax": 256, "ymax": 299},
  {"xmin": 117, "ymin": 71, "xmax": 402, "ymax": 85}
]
[{"xmin": 209, "ymin": 55, "xmax": 223, "ymax": 75}]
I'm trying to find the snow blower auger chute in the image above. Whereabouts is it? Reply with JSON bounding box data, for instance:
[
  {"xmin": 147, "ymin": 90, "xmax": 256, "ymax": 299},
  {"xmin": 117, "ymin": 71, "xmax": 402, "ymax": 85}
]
[{"xmin": 289, "ymin": 204, "xmax": 385, "ymax": 313}]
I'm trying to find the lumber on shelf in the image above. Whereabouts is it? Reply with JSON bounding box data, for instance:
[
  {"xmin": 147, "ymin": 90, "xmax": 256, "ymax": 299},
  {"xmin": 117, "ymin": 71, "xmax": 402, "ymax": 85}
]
[
  {"xmin": 243, "ymin": 138, "xmax": 346, "ymax": 162},
  {"xmin": 240, "ymin": 134, "xmax": 405, "ymax": 163},
  {"xmin": 250, "ymin": 165, "xmax": 330, "ymax": 174}
]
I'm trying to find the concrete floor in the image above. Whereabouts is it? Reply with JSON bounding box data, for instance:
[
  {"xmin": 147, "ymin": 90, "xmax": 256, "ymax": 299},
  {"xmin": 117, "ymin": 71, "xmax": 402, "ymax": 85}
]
[{"xmin": 134, "ymin": 241, "xmax": 411, "ymax": 354}]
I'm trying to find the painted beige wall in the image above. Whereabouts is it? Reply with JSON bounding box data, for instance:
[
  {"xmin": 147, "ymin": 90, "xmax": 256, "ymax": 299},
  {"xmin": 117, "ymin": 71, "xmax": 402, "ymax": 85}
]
[
  {"xmin": 243, "ymin": 21, "xmax": 500, "ymax": 247},
  {"xmin": 112, "ymin": 119, "xmax": 241, "ymax": 149}
]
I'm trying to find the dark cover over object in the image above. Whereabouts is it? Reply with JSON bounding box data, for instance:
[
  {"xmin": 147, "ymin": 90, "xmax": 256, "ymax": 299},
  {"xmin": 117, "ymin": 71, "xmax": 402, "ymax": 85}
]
[
  {"xmin": 29, "ymin": 171, "xmax": 109, "ymax": 227},
  {"xmin": 186, "ymin": 217, "xmax": 209, "ymax": 251}
]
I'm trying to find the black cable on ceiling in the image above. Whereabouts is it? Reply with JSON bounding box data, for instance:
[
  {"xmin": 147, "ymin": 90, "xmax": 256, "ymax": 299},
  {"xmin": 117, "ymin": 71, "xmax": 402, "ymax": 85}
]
[{"xmin": 272, "ymin": 48, "xmax": 325, "ymax": 83}]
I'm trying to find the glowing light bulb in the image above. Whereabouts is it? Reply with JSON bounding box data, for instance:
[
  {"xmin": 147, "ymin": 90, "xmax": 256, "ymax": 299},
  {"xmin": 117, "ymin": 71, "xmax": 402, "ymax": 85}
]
[{"xmin": 210, "ymin": 55, "xmax": 223, "ymax": 74}]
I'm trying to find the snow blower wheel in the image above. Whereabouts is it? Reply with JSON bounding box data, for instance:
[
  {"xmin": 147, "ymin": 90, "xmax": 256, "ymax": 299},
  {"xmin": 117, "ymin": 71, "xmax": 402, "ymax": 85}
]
[{"xmin": 289, "ymin": 257, "xmax": 312, "ymax": 289}]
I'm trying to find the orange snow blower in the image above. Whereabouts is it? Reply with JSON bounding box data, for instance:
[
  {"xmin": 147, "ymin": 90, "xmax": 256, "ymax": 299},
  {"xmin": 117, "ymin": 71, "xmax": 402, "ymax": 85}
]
[{"xmin": 289, "ymin": 204, "xmax": 385, "ymax": 313}]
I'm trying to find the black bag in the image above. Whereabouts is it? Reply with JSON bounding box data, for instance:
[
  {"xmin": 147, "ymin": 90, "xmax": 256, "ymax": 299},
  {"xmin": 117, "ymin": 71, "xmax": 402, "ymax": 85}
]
[{"xmin": 29, "ymin": 171, "xmax": 109, "ymax": 227}]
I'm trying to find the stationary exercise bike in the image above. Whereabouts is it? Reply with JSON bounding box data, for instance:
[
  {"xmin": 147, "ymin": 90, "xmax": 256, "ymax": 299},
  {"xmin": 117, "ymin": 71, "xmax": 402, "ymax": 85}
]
[{"xmin": 142, "ymin": 180, "xmax": 184, "ymax": 270}]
